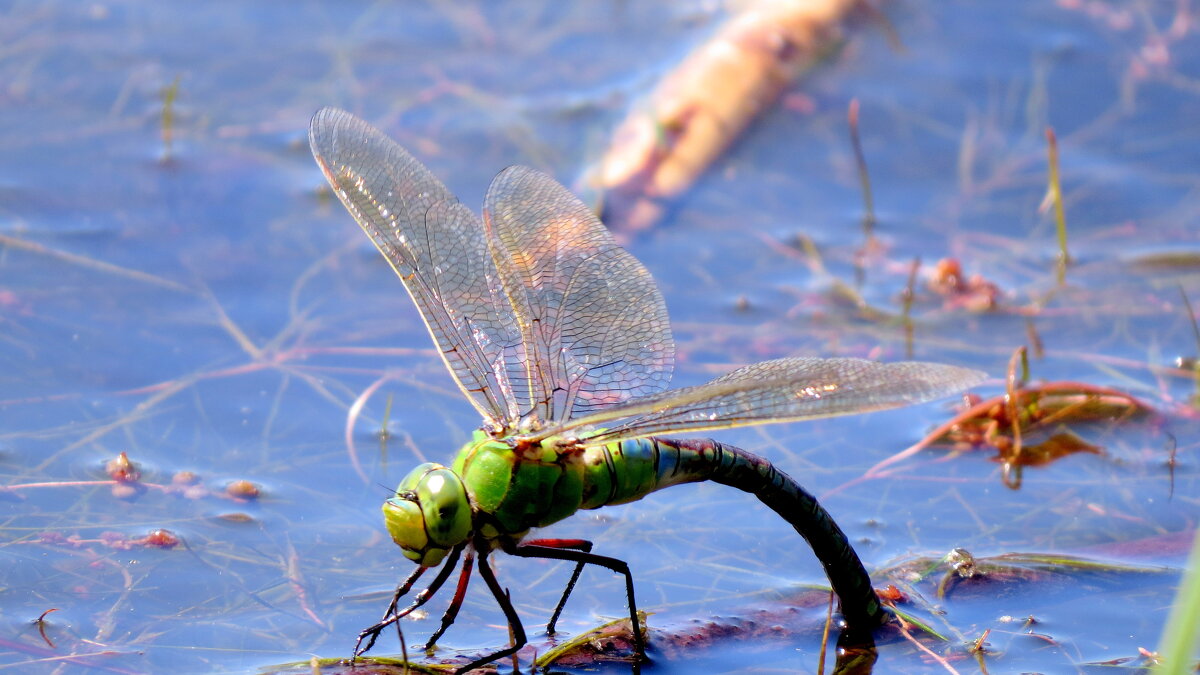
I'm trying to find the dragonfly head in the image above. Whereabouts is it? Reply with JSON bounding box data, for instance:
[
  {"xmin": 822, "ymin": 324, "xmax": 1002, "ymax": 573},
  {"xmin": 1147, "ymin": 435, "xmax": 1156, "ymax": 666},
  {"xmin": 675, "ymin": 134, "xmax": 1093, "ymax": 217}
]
[{"xmin": 382, "ymin": 463, "xmax": 472, "ymax": 567}]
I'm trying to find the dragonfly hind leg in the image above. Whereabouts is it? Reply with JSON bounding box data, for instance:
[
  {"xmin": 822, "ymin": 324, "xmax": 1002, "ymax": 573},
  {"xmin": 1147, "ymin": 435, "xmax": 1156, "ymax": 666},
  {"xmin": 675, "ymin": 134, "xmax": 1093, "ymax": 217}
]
[
  {"xmin": 517, "ymin": 538, "xmax": 594, "ymax": 634},
  {"xmin": 507, "ymin": 539, "xmax": 647, "ymax": 663}
]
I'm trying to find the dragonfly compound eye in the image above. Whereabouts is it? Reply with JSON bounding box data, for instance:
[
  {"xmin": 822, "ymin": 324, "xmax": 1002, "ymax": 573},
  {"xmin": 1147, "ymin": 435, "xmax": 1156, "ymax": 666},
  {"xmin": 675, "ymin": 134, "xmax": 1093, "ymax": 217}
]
[
  {"xmin": 382, "ymin": 463, "xmax": 471, "ymax": 567},
  {"xmin": 416, "ymin": 467, "xmax": 471, "ymax": 548}
]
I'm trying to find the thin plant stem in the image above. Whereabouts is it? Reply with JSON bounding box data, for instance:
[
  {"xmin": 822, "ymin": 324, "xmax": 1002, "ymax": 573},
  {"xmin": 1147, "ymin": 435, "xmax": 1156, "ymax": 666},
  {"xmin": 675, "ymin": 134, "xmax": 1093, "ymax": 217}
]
[{"xmin": 1045, "ymin": 127, "xmax": 1070, "ymax": 281}]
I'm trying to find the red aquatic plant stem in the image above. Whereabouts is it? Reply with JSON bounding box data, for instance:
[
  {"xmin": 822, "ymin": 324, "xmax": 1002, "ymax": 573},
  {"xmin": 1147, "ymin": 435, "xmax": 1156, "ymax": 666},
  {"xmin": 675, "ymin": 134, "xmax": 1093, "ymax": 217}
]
[
  {"xmin": 0, "ymin": 636, "xmax": 140, "ymax": 674},
  {"xmin": 1004, "ymin": 347, "xmax": 1026, "ymax": 467},
  {"xmin": 285, "ymin": 539, "xmax": 327, "ymax": 629},
  {"xmin": 859, "ymin": 381, "xmax": 1150, "ymax": 481},
  {"xmin": 4, "ymin": 479, "xmax": 162, "ymax": 492},
  {"xmin": 896, "ymin": 620, "xmax": 962, "ymax": 675}
]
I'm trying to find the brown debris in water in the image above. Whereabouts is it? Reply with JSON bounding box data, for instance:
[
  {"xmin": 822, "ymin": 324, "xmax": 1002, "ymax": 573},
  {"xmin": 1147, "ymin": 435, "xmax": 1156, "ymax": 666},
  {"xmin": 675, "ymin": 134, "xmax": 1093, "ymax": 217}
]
[{"xmin": 593, "ymin": 0, "xmax": 875, "ymax": 231}]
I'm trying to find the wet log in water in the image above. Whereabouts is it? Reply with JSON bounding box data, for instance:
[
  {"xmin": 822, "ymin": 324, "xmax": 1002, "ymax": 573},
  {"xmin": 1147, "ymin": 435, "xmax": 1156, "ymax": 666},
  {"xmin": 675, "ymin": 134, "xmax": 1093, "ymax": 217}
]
[{"xmin": 592, "ymin": 0, "xmax": 878, "ymax": 232}]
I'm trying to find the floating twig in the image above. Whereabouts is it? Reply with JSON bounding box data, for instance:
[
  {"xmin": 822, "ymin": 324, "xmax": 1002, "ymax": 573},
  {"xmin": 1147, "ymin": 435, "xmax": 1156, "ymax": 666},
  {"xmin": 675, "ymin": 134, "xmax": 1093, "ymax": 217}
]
[
  {"xmin": 1044, "ymin": 127, "xmax": 1070, "ymax": 282},
  {"xmin": 594, "ymin": 0, "xmax": 872, "ymax": 231},
  {"xmin": 161, "ymin": 75, "xmax": 181, "ymax": 162},
  {"xmin": 848, "ymin": 98, "xmax": 876, "ymax": 238},
  {"xmin": 902, "ymin": 257, "xmax": 920, "ymax": 359}
]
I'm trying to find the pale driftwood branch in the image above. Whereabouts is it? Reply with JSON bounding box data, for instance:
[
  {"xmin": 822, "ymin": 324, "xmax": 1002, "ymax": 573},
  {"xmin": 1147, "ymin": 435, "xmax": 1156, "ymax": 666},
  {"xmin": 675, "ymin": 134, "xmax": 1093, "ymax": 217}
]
[{"xmin": 592, "ymin": 0, "xmax": 875, "ymax": 231}]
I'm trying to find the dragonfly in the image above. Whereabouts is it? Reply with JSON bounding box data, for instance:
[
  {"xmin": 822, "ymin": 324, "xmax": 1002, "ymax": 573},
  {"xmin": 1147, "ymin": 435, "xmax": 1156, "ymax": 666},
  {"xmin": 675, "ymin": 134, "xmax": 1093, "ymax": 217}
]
[{"xmin": 308, "ymin": 107, "xmax": 985, "ymax": 674}]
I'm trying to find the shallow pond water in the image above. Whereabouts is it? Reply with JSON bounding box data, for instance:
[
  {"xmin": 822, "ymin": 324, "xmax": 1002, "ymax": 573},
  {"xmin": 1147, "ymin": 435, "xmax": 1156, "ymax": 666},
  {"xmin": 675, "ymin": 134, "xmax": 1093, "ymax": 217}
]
[{"xmin": 1, "ymin": 1, "xmax": 1197, "ymax": 673}]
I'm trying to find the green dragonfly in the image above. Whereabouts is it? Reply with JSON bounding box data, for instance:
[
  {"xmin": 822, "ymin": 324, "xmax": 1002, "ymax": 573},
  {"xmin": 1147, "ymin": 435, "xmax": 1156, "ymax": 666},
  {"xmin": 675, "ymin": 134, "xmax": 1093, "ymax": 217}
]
[{"xmin": 308, "ymin": 107, "xmax": 984, "ymax": 673}]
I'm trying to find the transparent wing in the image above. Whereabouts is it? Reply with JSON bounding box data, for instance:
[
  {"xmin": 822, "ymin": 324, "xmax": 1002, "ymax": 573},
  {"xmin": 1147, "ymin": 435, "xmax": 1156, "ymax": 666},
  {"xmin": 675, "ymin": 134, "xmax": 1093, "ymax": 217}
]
[
  {"xmin": 309, "ymin": 108, "xmax": 523, "ymax": 430},
  {"xmin": 483, "ymin": 166, "xmax": 674, "ymax": 426},
  {"xmin": 522, "ymin": 357, "xmax": 986, "ymax": 445}
]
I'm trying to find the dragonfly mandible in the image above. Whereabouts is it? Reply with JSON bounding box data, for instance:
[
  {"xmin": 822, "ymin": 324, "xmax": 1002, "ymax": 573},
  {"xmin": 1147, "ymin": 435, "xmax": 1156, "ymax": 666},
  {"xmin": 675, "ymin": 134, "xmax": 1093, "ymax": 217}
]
[{"xmin": 308, "ymin": 107, "xmax": 985, "ymax": 673}]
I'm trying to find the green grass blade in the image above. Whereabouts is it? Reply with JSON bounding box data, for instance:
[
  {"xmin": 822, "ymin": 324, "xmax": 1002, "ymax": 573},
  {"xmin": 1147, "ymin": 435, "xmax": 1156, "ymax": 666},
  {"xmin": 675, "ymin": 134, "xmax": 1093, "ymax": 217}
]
[{"xmin": 1154, "ymin": 529, "xmax": 1200, "ymax": 673}]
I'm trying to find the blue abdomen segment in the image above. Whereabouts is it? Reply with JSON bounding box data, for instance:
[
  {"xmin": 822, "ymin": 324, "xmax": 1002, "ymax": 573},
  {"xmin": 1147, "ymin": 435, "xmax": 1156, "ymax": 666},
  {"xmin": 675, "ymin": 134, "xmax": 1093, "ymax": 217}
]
[{"xmin": 579, "ymin": 437, "xmax": 715, "ymax": 509}]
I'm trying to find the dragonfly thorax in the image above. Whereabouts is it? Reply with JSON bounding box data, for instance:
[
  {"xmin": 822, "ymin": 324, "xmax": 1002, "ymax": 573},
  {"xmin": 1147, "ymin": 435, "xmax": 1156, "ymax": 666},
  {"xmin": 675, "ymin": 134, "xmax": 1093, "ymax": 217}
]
[
  {"xmin": 516, "ymin": 413, "xmax": 543, "ymax": 436},
  {"xmin": 382, "ymin": 462, "xmax": 472, "ymax": 567}
]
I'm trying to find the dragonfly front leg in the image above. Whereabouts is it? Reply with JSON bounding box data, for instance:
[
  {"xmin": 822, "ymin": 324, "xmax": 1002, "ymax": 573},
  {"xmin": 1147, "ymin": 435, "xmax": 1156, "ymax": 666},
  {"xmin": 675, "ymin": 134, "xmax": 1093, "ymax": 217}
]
[
  {"xmin": 355, "ymin": 543, "xmax": 466, "ymax": 657},
  {"xmin": 354, "ymin": 564, "xmax": 426, "ymax": 658},
  {"xmin": 517, "ymin": 538, "xmax": 594, "ymax": 635},
  {"xmin": 506, "ymin": 540, "xmax": 647, "ymax": 664},
  {"xmin": 453, "ymin": 549, "xmax": 528, "ymax": 675}
]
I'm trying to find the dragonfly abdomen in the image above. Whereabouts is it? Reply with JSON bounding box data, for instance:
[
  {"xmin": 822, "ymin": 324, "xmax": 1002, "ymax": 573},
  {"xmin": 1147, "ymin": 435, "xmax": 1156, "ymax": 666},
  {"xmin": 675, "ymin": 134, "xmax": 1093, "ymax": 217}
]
[
  {"xmin": 578, "ymin": 437, "xmax": 706, "ymax": 508},
  {"xmin": 581, "ymin": 436, "xmax": 810, "ymax": 509},
  {"xmin": 585, "ymin": 436, "xmax": 886, "ymax": 628}
]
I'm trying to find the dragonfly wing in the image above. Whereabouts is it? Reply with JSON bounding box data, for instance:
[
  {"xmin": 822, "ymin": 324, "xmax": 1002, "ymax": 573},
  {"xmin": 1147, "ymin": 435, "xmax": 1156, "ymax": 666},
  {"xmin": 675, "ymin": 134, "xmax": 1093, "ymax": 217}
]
[
  {"xmin": 309, "ymin": 108, "xmax": 523, "ymax": 429},
  {"xmin": 528, "ymin": 357, "xmax": 985, "ymax": 444},
  {"xmin": 483, "ymin": 166, "xmax": 674, "ymax": 425}
]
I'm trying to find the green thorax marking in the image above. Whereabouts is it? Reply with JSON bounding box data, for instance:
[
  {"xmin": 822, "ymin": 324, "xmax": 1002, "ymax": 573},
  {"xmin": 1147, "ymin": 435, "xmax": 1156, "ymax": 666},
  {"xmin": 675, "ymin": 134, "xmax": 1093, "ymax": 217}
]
[
  {"xmin": 450, "ymin": 433, "xmax": 710, "ymax": 542},
  {"xmin": 451, "ymin": 432, "xmax": 586, "ymax": 539}
]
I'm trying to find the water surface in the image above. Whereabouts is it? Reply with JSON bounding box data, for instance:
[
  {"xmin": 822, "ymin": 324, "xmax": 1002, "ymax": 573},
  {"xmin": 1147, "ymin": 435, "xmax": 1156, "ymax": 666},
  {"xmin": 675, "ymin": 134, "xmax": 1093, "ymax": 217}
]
[{"xmin": 1, "ymin": 1, "xmax": 1196, "ymax": 673}]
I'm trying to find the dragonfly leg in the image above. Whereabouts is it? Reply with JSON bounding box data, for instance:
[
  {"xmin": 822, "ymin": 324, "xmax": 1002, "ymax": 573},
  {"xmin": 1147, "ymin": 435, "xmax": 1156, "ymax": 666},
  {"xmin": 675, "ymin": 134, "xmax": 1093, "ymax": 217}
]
[
  {"xmin": 423, "ymin": 547, "xmax": 475, "ymax": 649},
  {"xmin": 354, "ymin": 543, "xmax": 466, "ymax": 658},
  {"xmin": 354, "ymin": 564, "xmax": 426, "ymax": 658},
  {"xmin": 506, "ymin": 541, "xmax": 646, "ymax": 663},
  {"xmin": 517, "ymin": 538, "xmax": 593, "ymax": 635},
  {"xmin": 452, "ymin": 550, "xmax": 528, "ymax": 675}
]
